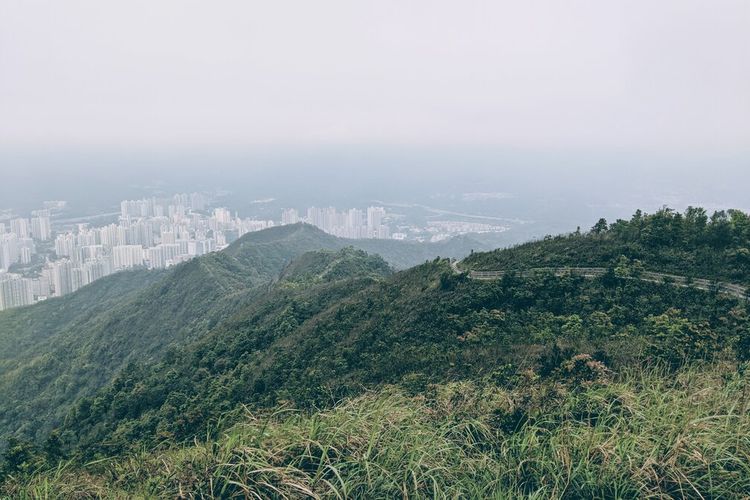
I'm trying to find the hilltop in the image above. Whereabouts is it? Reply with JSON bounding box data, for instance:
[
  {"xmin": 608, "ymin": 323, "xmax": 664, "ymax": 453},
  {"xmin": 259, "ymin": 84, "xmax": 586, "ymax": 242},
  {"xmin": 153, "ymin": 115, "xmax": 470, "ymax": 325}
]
[{"xmin": 463, "ymin": 207, "xmax": 750, "ymax": 284}]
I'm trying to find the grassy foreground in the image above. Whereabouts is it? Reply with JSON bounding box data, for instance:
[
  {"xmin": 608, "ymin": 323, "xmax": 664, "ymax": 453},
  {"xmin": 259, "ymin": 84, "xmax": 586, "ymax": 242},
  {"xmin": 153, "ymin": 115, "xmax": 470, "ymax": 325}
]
[{"xmin": 3, "ymin": 364, "xmax": 750, "ymax": 499}]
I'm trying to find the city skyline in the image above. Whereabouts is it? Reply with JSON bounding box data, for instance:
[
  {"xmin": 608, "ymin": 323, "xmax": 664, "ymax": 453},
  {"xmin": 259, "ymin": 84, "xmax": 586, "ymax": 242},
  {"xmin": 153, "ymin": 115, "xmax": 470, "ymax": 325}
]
[{"xmin": 4, "ymin": 192, "xmax": 500, "ymax": 311}]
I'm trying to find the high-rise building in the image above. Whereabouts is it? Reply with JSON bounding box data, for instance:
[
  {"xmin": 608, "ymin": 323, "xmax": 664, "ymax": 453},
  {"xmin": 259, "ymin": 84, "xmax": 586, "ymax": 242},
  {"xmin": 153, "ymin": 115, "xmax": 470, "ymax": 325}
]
[
  {"xmin": 294, "ymin": 205, "xmax": 390, "ymax": 239},
  {"xmin": 162, "ymin": 244, "xmax": 180, "ymax": 264},
  {"xmin": 78, "ymin": 245, "xmax": 105, "ymax": 261},
  {"xmin": 20, "ymin": 247, "xmax": 32, "ymax": 265},
  {"xmin": 238, "ymin": 219, "xmax": 273, "ymax": 237},
  {"xmin": 190, "ymin": 192, "xmax": 207, "ymax": 211},
  {"xmin": 71, "ymin": 267, "xmax": 84, "ymax": 292},
  {"xmin": 50, "ymin": 259, "xmax": 74, "ymax": 297},
  {"xmin": 0, "ymin": 233, "xmax": 19, "ymax": 270},
  {"xmin": 281, "ymin": 208, "xmax": 300, "ymax": 225},
  {"xmin": 0, "ymin": 273, "xmax": 34, "ymax": 311},
  {"xmin": 366, "ymin": 206, "xmax": 388, "ymax": 239},
  {"xmin": 43, "ymin": 201, "xmax": 67, "ymax": 211},
  {"xmin": 97, "ymin": 224, "xmax": 120, "ymax": 248},
  {"xmin": 128, "ymin": 221, "xmax": 155, "ymax": 248},
  {"xmin": 81, "ymin": 257, "xmax": 111, "ymax": 285},
  {"xmin": 75, "ymin": 228, "xmax": 96, "ymax": 247},
  {"xmin": 33, "ymin": 273, "xmax": 51, "ymax": 299},
  {"xmin": 18, "ymin": 238, "xmax": 35, "ymax": 262},
  {"xmin": 176, "ymin": 239, "xmax": 190, "ymax": 255},
  {"xmin": 147, "ymin": 246, "xmax": 166, "ymax": 269},
  {"xmin": 112, "ymin": 245, "xmax": 144, "ymax": 270},
  {"xmin": 121, "ymin": 198, "xmax": 155, "ymax": 218},
  {"xmin": 213, "ymin": 208, "xmax": 231, "ymax": 226},
  {"xmin": 10, "ymin": 218, "xmax": 30, "ymax": 239},
  {"xmin": 55, "ymin": 233, "xmax": 76, "ymax": 257},
  {"xmin": 31, "ymin": 213, "xmax": 52, "ymax": 241},
  {"xmin": 160, "ymin": 228, "xmax": 176, "ymax": 245},
  {"xmin": 367, "ymin": 206, "xmax": 385, "ymax": 229}
]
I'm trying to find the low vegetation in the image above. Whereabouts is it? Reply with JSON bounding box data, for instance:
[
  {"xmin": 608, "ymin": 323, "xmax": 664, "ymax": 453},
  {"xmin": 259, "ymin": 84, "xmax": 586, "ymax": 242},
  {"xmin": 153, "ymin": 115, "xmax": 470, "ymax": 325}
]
[{"xmin": 4, "ymin": 364, "xmax": 749, "ymax": 498}]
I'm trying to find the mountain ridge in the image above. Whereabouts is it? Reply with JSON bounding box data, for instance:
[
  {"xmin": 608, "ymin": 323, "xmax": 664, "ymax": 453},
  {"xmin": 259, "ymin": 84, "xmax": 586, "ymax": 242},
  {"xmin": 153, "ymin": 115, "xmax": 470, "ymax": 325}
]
[{"xmin": 0, "ymin": 224, "xmax": 483, "ymax": 443}]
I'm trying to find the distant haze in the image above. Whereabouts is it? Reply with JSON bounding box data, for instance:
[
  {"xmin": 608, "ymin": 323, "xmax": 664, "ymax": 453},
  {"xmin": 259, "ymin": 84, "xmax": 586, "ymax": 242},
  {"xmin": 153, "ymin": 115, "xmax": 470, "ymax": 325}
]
[
  {"xmin": 1, "ymin": 1, "xmax": 748, "ymax": 236},
  {"xmin": 1, "ymin": 0, "xmax": 748, "ymax": 153}
]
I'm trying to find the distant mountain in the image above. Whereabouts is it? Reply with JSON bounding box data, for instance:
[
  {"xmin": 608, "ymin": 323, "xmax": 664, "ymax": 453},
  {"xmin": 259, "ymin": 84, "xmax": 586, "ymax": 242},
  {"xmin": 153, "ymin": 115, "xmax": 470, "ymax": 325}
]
[
  {"xmin": 223, "ymin": 222, "xmax": 491, "ymax": 270},
  {"xmin": 0, "ymin": 224, "xmax": 483, "ymax": 442}
]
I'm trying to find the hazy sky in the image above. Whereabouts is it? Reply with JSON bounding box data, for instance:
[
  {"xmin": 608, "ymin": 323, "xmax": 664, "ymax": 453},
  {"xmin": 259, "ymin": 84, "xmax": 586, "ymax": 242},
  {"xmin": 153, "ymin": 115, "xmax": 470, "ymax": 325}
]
[{"xmin": 1, "ymin": 0, "xmax": 748, "ymax": 153}]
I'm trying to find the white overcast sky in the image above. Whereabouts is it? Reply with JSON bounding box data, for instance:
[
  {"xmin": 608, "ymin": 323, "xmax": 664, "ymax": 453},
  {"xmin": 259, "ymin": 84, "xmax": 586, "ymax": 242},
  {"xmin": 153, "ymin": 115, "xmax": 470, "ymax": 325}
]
[{"xmin": 1, "ymin": 0, "xmax": 748, "ymax": 152}]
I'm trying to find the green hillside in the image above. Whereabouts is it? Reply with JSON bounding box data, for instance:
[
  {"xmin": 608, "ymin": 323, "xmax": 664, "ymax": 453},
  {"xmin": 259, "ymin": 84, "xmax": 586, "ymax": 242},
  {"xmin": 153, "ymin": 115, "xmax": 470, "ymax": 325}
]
[
  {"xmin": 0, "ymin": 269, "xmax": 164, "ymax": 368},
  {"xmin": 0, "ymin": 224, "xmax": 476, "ymax": 444},
  {"xmin": 0, "ymin": 252, "xmax": 264, "ymax": 443},
  {"xmin": 277, "ymin": 247, "xmax": 393, "ymax": 285},
  {"xmin": 54, "ymin": 213, "xmax": 749, "ymax": 459},
  {"xmin": 463, "ymin": 207, "xmax": 750, "ymax": 283},
  {"xmin": 223, "ymin": 222, "xmax": 490, "ymax": 271},
  {"xmin": 2, "ymin": 209, "xmax": 750, "ymax": 498}
]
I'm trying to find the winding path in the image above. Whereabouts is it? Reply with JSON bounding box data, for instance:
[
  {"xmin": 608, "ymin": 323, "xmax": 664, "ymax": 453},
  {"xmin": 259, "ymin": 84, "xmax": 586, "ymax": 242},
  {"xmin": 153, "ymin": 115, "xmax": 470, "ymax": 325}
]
[{"xmin": 451, "ymin": 260, "xmax": 748, "ymax": 300}]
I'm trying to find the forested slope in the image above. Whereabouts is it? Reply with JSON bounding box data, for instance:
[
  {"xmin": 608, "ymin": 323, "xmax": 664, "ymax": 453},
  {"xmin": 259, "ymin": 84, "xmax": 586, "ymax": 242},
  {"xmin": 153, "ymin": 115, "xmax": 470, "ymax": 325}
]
[
  {"xmin": 463, "ymin": 207, "xmax": 750, "ymax": 283},
  {"xmin": 60, "ymin": 245, "xmax": 749, "ymax": 457},
  {"xmin": 0, "ymin": 224, "xmax": 477, "ymax": 443},
  {"xmin": 0, "ymin": 269, "xmax": 164, "ymax": 368}
]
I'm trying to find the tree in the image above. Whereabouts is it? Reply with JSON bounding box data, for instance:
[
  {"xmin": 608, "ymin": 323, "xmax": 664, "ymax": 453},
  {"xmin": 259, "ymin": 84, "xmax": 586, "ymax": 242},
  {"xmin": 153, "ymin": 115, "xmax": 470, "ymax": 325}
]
[
  {"xmin": 42, "ymin": 431, "xmax": 65, "ymax": 464},
  {"xmin": 561, "ymin": 315, "xmax": 585, "ymax": 343},
  {"xmin": 614, "ymin": 256, "xmax": 631, "ymax": 278},
  {"xmin": 613, "ymin": 256, "xmax": 643, "ymax": 278},
  {"xmin": 708, "ymin": 210, "xmax": 733, "ymax": 248},
  {"xmin": 644, "ymin": 309, "xmax": 719, "ymax": 369},
  {"xmin": 591, "ymin": 218, "xmax": 608, "ymax": 235},
  {"xmin": 1, "ymin": 437, "xmax": 41, "ymax": 478}
]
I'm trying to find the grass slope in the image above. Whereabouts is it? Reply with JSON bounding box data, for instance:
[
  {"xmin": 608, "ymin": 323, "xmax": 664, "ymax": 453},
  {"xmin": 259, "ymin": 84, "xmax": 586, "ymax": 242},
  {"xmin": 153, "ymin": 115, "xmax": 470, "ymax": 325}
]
[{"xmin": 5, "ymin": 365, "xmax": 749, "ymax": 498}]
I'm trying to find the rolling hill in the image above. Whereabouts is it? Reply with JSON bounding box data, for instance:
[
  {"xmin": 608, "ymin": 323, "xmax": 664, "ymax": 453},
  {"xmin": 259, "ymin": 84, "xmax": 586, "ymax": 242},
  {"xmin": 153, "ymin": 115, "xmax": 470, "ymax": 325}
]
[
  {"xmin": 52, "ymin": 210, "xmax": 750, "ymax": 459},
  {"xmin": 0, "ymin": 224, "xmax": 483, "ymax": 443}
]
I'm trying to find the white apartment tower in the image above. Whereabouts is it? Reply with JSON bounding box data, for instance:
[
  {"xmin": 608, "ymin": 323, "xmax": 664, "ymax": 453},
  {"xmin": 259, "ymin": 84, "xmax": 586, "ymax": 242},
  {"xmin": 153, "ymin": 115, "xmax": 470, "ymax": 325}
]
[
  {"xmin": 112, "ymin": 245, "xmax": 144, "ymax": 270},
  {"xmin": 10, "ymin": 218, "xmax": 30, "ymax": 239},
  {"xmin": 281, "ymin": 208, "xmax": 300, "ymax": 225},
  {"xmin": 51, "ymin": 259, "xmax": 75, "ymax": 297},
  {"xmin": 31, "ymin": 215, "xmax": 52, "ymax": 241},
  {"xmin": 0, "ymin": 274, "xmax": 34, "ymax": 311}
]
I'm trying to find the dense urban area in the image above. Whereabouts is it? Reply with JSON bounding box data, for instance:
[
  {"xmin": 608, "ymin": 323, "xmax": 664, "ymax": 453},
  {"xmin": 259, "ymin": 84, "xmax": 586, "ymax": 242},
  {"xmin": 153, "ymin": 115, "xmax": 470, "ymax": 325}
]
[{"xmin": 0, "ymin": 194, "xmax": 507, "ymax": 311}]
